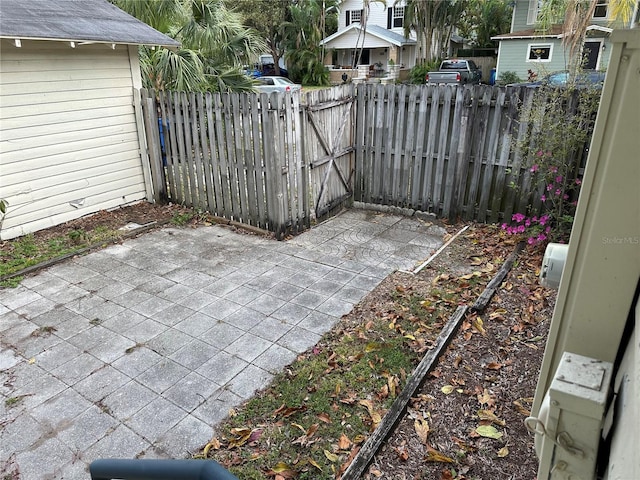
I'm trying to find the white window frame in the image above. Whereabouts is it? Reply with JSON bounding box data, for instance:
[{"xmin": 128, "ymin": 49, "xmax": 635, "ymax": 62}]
[
  {"xmin": 593, "ymin": 0, "xmax": 609, "ymax": 19},
  {"xmin": 527, "ymin": 0, "xmax": 542, "ymax": 25},
  {"xmin": 393, "ymin": 6, "xmax": 405, "ymax": 28},
  {"xmin": 526, "ymin": 43, "xmax": 554, "ymax": 62},
  {"xmin": 350, "ymin": 9, "xmax": 362, "ymax": 23}
]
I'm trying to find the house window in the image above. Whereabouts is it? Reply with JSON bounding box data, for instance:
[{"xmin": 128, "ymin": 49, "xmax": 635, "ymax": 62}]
[
  {"xmin": 346, "ymin": 9, "xmax": 363, "ymax": 26},
  {"xmin": 393, "ymin": 6, "xmax": 404, "ymax": 27},
  {"xmin": 527, "ymin": 43, "xmax": 553, "ymax": 62},
  {"xmin": 593, "ymin": 0, "xmax": 608, "ymax": 18},
  {"xmin": 527, "ymin": 0, "xmax": 542, "ymax": 24}
]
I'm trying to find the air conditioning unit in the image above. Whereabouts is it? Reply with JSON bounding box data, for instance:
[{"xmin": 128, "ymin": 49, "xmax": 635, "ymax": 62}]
[{"xmin": 540, "ymin": 243, "xmax": 569, "ymax": 289}]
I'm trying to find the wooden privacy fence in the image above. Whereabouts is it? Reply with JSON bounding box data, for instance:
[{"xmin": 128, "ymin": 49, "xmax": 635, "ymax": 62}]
[
  {"xmin": 353, "ymin": 83, "xmax": 590, "ymax": 223},
  {"xmin": 140, "ymin": 84, "xmax": 593, "ymax": 238},
  {"xmin": 141, "ymin": 86, "xmax": 356, "ymax": 239}
]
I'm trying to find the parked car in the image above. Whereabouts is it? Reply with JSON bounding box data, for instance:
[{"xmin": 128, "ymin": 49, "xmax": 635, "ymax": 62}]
[
  {"xmin": 254, "ymin": 76, "xmax": 301, "ymax": 93},
  {"xmin": 426, "ymin": 59, "xmax": 482, "ymax": 85},
  {"xmin": 507, "ymin": 70, "xmax": 606, "ymax": 89}
]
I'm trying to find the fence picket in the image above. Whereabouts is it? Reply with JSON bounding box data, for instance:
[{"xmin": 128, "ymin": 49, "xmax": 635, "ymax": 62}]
[{"xmin": 144, "ymin": 84, "xmax": 594, "ymax": 239}]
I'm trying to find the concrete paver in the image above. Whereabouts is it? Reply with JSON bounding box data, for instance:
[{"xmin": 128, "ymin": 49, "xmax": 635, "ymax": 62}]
[{"xmin": 0, "ymin": 208, "xmax": 446, "ymax": 479}]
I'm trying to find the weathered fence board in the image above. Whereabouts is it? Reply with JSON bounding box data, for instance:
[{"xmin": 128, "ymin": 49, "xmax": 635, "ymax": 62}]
[{"xmin": 141, "ymin": 83, "xmax": 594, "ymax": 239}]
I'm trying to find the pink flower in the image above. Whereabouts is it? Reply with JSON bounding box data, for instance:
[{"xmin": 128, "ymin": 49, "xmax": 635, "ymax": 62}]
[
  {"xmin": 555, "ymin": 175, "xmax": 563, "ymax": 183},
  {"xmin": 549, "ymin": 166, "xmax": 558, "ymax": 173},
  {"xmin": 525, "ymin": 219, "xmax": 531, "ymax": 227},
  {"xmin": 545, "ymin": 226, "xmax": 551, "ymax": 234},
  {"xmin": 517, "ymin": 225, "xmax": 526, "ymax": 234},
  {"xmin": 563, "ymin": 194, "xmax": 569, "ymax": 200},
  {"xmin": 537, "ymin": 233, "xmax": 547, "ymax": 242},
  {"xmin": 528, "ymin": 237, "xmax": 536, "ymax": 245},
  {"xmin": 541, "ymin": 195, "xmax": 546, "ymax": 202},
  {"xmin": 530, "ymin": 164, "xmax": 539, "ymax": 173},
  {"xmin": 575, "ymin": 178, "xmax": 582, "ymax": 185},
  {"xmin": 501, "ymin": 223, "xmax": 508, "ymax": 230},
  {"xmin": 547, "ymin": 184, "xmax": 554, "ymax": 191},
  {"xmin": 532, "ymin": 216, "xmax": 538, "ymax": 222},
  {"xmin": 512, "ymin": 213, "xmax": 526, "ymax": 223},
  {"xmin": 536, "ymin": 150, "xmax": 544, "ymax": 157},
  {"xmin": 555, "ymin": 189, "xmax": 562, "ymax": 196},
  {"xmin": 539, "ymin": 215, "xmax": 549, "ymax": 226}
]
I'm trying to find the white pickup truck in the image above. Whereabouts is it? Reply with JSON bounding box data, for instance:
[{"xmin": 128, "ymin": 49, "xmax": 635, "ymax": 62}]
[{"xmin": 426, "ymin": 59, "xmax": 482, "ymax": 85}]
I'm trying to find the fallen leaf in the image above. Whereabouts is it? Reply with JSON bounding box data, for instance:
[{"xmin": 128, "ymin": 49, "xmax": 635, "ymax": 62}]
[
  {"xmin": 273, "ymin": 404, "xmax": 306, "ymax": 418},
  {"xmin": 486, "ymin": 362, "xmax": 503, "ymax": 370},
  {"xmin": 478, "ymin": 409, "xmax": 506, "ymax": 426},
  {"xmin": 317, "ymin": 412, "xmax": 331, "ymax": 424},
  {"xmin": 472, "ymin": 317, "xmax": 486, "ymax": 335},
  {"xmin": 441, "ymin": 385, "xmax": 455, "ymax": 395},
  {"xmin": 338, "ymin": 433, "xmax": 351, "ymax": 450},
  {"xmin": 359, "ymin": 399, "xmax": 382, "ymax": 427},
  {"xmin": 365, "ymin": 342, "xmax": 381, "ymax": 353},
  {"xmin": 414, "ymin": 417, "xmax": 430, "ymax": 444},
  {"xmin": 424, "ymin": 446, "xmax": 454, "ymax": 463},
  {"xmin": 228, "ymin": 427, "xmax": 252, "ymax": 448},
  {"xmin": 202, "ymin": 437, "xmax": 221, "ymax": 457},
  {"xmin": 266, "ymin": 461, "xmax": 297, "ymax": 478},
  {"xmin": 497, "ymin": 446, "xmax": 509, "ymax": 457},
  {"xmin": 395, "ymin": 445, "xmax": 409, "ymax": 461},
  {"xmin": 470, "ymin": 256, "xmax": 485, "ymax": 265},
  {"xmin": 475, "ymin": 425, "xmax": 503, "ymax": 439},
  {"xmin": 323, "ymin": 449, "xmax": 339, "ymax": 462}
]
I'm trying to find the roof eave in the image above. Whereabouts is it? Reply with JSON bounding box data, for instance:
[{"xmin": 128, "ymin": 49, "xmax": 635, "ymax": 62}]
[{"xmin": 0, "ymin": 35, "xmax": 180, "ymax": 49}]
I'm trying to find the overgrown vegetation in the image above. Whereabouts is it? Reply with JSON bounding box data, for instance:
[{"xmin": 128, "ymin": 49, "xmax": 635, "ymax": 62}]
[{"xmin": 502, "ymin": 79, "xmax": 601, "ymax": 244}]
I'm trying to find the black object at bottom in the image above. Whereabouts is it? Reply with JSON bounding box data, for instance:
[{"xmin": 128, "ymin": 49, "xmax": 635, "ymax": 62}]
[{"xmin": 89, "ymin": 459, "xmax": 238, "ymax": 480}]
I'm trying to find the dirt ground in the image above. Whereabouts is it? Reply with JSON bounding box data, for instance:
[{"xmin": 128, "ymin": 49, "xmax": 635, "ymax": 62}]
[
  {"xmin": 5, "ymin": 202, "xmax": 554, "ymax": 479},
  {"xmin": 359, "ymin": 226, "xmax": 554, "ymax": 480}
]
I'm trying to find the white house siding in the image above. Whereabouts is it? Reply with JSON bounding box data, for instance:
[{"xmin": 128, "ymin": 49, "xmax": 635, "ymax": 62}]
[
  {"xmin": 0, "ymin": 40, "xmax": 147, "ymax": 240},
  {"xmin": 340, "ymin": 0, "xmax": 407, "ymax": 34}
]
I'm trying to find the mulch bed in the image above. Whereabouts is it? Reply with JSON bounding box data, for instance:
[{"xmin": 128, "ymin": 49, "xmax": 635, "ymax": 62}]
[{"xmin": 361, "ymin": 227, "xmax": 553, "ymax": 480}]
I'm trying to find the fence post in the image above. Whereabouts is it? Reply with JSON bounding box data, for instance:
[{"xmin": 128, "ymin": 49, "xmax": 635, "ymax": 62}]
[{"xmin": 140, "ymin": 89, "xmax": 167, "ymax": 203}]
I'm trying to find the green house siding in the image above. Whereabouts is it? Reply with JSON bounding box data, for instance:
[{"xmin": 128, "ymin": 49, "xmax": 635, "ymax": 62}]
[
  {"xmin": 496, "ymin": 36, "xmax": 613, "ymax": 79},
  {"xmin": 496, "ymin": 39, "xmax": 567, "ymax": 79}
]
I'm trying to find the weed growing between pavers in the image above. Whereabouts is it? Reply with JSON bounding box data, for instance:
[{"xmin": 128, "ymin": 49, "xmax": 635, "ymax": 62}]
[{"xmin": 198, "ymin": 264, "xmax": 491, "ymax": 478}]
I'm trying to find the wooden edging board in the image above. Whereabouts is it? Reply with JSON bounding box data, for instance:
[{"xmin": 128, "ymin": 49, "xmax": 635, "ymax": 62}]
[
  {"xmin": 341, "ymin": 305, "xmax": 469, "ymax": 479},
  {"xmin": 341, "ymin": 242, "xmax": 524, "ymax": 479}
]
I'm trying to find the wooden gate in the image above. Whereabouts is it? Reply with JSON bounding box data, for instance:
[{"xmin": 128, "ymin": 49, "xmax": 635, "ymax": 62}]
[{"xmin": 302, "ymin": 85, "xmax": 356, "ymax": 219}]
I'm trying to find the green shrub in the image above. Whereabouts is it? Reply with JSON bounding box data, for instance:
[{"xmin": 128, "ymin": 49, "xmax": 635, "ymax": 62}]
[
  {"xmin": 496, "ymin": 71, "xmax": 522, "ymax": 86},
  {"xmin": 408, "ymin": 59, "xmax": 442, "ymax": 84}
]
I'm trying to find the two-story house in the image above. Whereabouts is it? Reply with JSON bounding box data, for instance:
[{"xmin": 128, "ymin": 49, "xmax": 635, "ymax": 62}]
[
  {"xmin": 319, "ymin": 0, "xmax": 418, "ymax": 73},
  {"xmin": 492, "ymin": 0, "xmax": 623, "ymax": 80}
]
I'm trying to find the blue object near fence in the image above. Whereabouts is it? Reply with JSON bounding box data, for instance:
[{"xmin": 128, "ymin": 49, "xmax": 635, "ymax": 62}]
[
  {"xmin": 489, "ymin": 68, "xmax": 496, "ymax": 86},
  {"xmin": 89, "ymin": 459, "xmax": 239, "ymax": 480},
  {"xmin": 158, "ymin": 118, "xmax": 168, "ymax": 166}
]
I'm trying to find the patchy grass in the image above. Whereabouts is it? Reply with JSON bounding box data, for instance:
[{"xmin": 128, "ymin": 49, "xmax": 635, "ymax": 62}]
[
  {"xmin": 0, "ymin": 227, "xmax": 120, "ymax": 286},
  {"xmin": 197, "ymin": 236, "xmax": 502, "ymax": 478}
]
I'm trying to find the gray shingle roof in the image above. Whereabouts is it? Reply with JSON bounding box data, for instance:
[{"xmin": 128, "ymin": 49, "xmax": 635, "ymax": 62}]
[{"xmin": 0, "ymin": 0, "xmax": 179, "ymax": 47}]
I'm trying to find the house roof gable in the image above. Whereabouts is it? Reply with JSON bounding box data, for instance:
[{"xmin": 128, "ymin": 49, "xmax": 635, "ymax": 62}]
[
  {"xmin": 320, "ymin": 23, "xmax": 416, "ymax": 47},
  {"xmin": 0, "ymin": 0, "xmax": 179, "ymax": 47}
]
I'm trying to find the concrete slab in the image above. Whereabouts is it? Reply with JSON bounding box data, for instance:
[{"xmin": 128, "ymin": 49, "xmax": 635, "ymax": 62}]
[{"xmin": 0, "ymin": 208, "xmax": 445, "ymax": 478}]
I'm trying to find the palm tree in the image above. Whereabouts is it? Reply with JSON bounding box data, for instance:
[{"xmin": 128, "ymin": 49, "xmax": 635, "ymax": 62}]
[
  {"xmin": 282, "ymin": 0, "xmax": 331, "ymax": 85},
  {"xmin": 114, "ymin": 0, "xmax": 265, "ymax": 92},
  {"xmin": 353, "ymin": 0, "xmax": 387, "ymax": 67},
  {"xmin": 404, "ymin": 0, "xmax": 467, "ymax": 62},
  {"xmin": 537, "ymin": 0, "xmax": 637, "ymax": 63}
]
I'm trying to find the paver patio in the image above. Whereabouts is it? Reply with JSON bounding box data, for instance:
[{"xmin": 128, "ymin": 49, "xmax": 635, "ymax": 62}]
[{"xmin": 0, "ymin": 209, "xmax": 445, "ymax": 479}]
